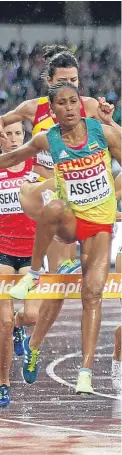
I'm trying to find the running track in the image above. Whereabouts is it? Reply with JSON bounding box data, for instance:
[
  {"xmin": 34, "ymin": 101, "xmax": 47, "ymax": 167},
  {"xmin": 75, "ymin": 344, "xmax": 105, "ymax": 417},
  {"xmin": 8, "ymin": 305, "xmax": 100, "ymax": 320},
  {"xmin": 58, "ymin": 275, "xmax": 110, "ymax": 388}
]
[{"xmin": 0, "ymin": 298, "xmax": 121, "ymax": 454}]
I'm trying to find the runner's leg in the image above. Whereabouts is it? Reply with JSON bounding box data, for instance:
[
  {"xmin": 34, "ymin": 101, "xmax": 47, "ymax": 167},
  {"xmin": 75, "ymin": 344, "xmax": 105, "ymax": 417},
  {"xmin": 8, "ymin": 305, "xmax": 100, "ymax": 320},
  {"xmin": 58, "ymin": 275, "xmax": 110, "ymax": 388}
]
[
  {"xmin": 113, "ymin": 325, "xmax": 122, "ymax": 361},
  {"xmin": 28, "ymin": 202, "xmax": 76, "ymax": 350},
  {"xmin": 20, "ymin": 180, "xmax": 77, "ymax": 271},
  {"xmin": 29, "ymin": 298, "xmax": 64, "ymax": 350},
  {"xmin": 113, "ymin": 247, "xmax": 121, "ymax": 361},
  {"xmin": 112, "ymin": 245, "xmax": 122, "ymax": 389},
  {"xmin": 21, "ymin": 202, "xmax": 76, "ymax": 383},
  {"xmin": 76, "ymin": 231, "xmax": 111, "ymax": 393},
  {"xmin": 14, "ymin": 266, "xmax": 41, "ymax": 328},
  {"xmin": 0, "ymin": 265, "xmax": 14, "ymax": 387},
  {"xmin": 81, "ymin": 232, "xmax": 111, "ymax": 369},
  {"xmin": 19, "ymin": 179, "xmax": 55, "ymax": 221}
]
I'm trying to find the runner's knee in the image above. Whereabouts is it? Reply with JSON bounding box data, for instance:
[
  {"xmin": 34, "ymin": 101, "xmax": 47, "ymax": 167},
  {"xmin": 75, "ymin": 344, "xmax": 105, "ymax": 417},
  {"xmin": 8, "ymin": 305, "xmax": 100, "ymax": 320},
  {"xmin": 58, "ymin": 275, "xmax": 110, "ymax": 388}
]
[
  {"xmin": 0, "ymin": 305, "xmax": 14, "ymax": 332},
  {"xmin": 24, "ymin": 305, "xmax": 39, "ymax": 324},
  {"xmin": 82, "ymin": 276, "xmax": 103, "ymax": 305},
  {"xmin": 20, "ymin": 184, "xmax": 43, "ymax": 221},
  {"xmin": 46, "ymin": 199, "xmax": 65, "ymax": 222}
]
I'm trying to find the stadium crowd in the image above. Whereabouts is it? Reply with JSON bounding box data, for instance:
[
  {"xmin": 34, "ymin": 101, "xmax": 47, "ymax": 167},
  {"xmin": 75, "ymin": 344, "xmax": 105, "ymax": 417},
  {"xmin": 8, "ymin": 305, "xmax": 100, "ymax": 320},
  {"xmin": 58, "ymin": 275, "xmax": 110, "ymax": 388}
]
[{"xmin": 0, "ymin": 39, "xmax": 121, "ymax": 129}]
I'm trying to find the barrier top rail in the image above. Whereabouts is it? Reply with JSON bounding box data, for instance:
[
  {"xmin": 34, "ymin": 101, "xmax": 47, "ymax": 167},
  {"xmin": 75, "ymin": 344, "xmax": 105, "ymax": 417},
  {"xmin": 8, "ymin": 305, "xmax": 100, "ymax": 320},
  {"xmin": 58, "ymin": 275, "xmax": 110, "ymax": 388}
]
[{"xmin": 0, "ymin": 273, "xmax": 121, "ymax": 300}]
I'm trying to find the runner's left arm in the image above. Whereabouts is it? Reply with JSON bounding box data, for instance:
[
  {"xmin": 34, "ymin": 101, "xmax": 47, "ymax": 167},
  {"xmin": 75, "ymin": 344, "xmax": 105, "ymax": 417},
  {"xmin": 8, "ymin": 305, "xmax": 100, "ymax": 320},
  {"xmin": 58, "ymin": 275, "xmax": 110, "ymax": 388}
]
[
  {"xmin": 0, "ymin": 133, "xmax": 49, "ymax": 169},
  {"xmin": 102, "ymin": 124, "xmax": 121, "ymax": 165}
]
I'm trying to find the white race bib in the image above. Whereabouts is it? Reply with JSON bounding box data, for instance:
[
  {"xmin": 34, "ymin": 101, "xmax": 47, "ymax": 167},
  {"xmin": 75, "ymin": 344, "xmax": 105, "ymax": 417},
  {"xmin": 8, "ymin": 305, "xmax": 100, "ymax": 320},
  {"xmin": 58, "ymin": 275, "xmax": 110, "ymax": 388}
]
[
  {"xmin": 64, "ymin": 161, "xmax": 112, "ymax": 206},
  {"xmin": 118, "ymin": 245, "xmax": 122, "ymax": 254},
  {"xmin": 26, "ymin": 171, "xmax": 40, "ymax": 183},
  {"xmin": 0, "ymin": 177, "xmax": 26, "ymax": 214},
  {"xmin": 36, "ymin": 151, "xmax": 54, "ymax": 169}
]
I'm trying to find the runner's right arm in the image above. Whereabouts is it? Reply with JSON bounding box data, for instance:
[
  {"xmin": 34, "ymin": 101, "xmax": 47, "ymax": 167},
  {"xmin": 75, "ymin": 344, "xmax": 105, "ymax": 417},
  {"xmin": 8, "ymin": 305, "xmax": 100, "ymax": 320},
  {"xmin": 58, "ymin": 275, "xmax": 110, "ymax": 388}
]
[
  {"xmin": 0, "ymin": 133, "xmax": 49, "ymax": 169},
  {"xmin": 0, "ymin": 98, "xmax": 39, "ymax": 138}
]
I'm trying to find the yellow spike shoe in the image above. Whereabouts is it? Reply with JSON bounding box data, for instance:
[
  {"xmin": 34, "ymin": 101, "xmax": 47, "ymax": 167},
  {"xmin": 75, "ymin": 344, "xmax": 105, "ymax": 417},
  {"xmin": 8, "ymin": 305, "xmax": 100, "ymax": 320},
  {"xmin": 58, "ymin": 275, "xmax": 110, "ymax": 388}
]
[
  {"xmin": 9, "ymin": 273, "xmax": 39, "ymax": 300},
  {"xmin": 76, "ymin": 371, "xmax": 94, "ymax": 394}
]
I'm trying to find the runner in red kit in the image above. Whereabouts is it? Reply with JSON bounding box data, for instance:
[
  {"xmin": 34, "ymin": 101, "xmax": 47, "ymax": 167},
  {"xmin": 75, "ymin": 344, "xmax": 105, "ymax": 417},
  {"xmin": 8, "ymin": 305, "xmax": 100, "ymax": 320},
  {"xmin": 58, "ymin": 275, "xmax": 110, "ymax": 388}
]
[
  {"xmin": 0, "ymin": 161, "xmax": 34, "ymax": 257},
  {"xmin": 0, "ymin": 122, "xmax": 40, "ymax": 407}
]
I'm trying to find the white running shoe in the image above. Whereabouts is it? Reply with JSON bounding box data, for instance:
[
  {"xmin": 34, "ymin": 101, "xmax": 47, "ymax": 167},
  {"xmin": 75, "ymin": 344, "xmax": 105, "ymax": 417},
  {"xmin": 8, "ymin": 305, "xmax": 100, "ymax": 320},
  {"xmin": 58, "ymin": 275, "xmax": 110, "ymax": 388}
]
[{"xmin": 112, "ymin": 359, "xmax": 122, "ymax": 392}]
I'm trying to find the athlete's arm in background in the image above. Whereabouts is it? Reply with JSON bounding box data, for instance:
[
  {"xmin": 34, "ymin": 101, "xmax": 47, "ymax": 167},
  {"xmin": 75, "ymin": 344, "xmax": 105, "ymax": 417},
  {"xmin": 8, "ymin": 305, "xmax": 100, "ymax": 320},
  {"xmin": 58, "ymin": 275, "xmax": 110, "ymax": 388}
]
[
  {"xmin": 102, "ymin": 124, "xmax": 121, "ymax": 165},
  {"xmin": 114, "ymin": 172, "xmax": 122, "ymax": 201},
  {"xmin": 0, "ymin": 98, "xmax": 39, "ymax": 138},
  {"xmin": 108, "ymin": 119, "xmax": 121, "ymax": 134},
  {"xmin": 115, "ymin": 172, "xmax": 122, "ymax": 221},
  {"xmin": 0, "ymin": 133, "xmax": 49, "ymax": 169}
]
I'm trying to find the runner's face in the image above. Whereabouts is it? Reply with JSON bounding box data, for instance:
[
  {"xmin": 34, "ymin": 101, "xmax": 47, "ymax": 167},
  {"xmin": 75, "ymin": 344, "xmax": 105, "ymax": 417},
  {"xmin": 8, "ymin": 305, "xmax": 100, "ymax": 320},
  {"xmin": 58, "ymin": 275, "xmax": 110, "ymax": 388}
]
[
  {"xmin": 48, "ymin": 67, "xmax": 78, "ymax": 88},
  {"xmin": 1, "ymin": 123, "xmax": 24, "ymax": 153},
  {"xmin": 51, "ymin": 87, "xmax": 81, "ymax": 128}
]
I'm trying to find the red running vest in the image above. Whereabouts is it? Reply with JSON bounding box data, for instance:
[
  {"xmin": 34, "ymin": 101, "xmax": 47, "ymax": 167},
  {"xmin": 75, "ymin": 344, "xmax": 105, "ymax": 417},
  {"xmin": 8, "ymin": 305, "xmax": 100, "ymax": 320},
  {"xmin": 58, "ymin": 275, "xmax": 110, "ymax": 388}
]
[{"xmin": 0, "ymin": 159, "xmax": 36, "ymax": 256}]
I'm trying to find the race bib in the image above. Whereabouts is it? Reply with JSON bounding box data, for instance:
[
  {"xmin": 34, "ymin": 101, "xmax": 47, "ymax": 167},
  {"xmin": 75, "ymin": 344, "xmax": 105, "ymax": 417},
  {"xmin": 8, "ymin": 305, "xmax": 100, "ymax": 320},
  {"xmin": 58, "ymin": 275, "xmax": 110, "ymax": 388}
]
[
  {"xmin": 0, "ymin": 177, "xmax": 26, "ymax": 214},
  {"xmin": 118, "ymin": 245, "xmax": 122, "ymax": 254},
  {"xmin": 35, "ymin": 151, "xmax": 54, "ymax": 169},
  {"xmin": 64, "ymin": 161, "xmax": 112, "ymax": 206},
  {"xmin": 26, "ymin": 171, "xmax": 40, "ymax": 183}
]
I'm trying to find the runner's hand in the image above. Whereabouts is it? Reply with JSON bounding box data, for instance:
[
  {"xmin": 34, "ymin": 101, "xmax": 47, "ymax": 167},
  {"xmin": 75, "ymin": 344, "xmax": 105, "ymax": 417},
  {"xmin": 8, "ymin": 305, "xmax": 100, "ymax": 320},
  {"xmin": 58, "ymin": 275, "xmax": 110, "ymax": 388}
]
[
  {"xmin": 97, "ymin": 97, "xmax": 114, "ymax": 124},
  {"xmin": 0, "ymin": 125, "xmax": 7, "ymax": 140}
]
